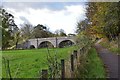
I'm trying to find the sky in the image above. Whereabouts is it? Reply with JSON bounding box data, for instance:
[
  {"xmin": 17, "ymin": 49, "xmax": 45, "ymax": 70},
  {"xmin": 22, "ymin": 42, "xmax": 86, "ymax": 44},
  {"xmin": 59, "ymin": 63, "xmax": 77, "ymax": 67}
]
[{"xmin": 3, "ymin": 2, "xmax": 87, "ymax": 34}]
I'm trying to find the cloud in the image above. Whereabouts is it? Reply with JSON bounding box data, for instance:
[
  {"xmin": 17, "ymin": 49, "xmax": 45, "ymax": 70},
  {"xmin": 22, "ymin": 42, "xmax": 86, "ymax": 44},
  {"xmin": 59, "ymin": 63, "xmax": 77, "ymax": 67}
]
[
  {"xmin": 3, "ymin": 2, "xmax": 86, "ymax": 11},
  {"xmin": 5, "ymin": 3, "xmax": 86, "ymax": 34},
  {"xmin": 19, "ymin": 16, "xmax": 31, "ymax": 24}
]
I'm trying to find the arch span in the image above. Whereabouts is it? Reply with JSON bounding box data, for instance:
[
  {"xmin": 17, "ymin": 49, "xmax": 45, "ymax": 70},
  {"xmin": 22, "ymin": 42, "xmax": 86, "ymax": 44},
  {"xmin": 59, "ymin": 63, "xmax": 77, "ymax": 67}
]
[
  {"xmin": 29, "ymin": 45, "xmax": 35, "ymax": 49},
  {"xmin": 38, "ymin": 41, "xmax": 54, "ymax": 48},
  {"xmin": 58, "ymin": 40, "xmax": 75, "ymax": 48},
  {"xmin": 21, "ymin": 36, "xmax": 76, "ymax": 49}
]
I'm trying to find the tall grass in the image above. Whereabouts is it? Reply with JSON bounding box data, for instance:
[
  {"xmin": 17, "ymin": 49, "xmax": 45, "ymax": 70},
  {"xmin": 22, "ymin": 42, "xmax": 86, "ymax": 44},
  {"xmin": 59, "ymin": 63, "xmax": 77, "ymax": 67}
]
[{"xmin": 77, "ymin": 48, "xmax": 106, "ymax": 78}]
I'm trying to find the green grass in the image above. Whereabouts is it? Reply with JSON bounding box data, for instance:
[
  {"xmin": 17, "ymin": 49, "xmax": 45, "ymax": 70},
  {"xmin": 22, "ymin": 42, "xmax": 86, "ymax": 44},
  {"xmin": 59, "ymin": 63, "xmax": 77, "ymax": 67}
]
[
  {"xmin": 78, "ymin": 48, "xmax": 106, "ymax": 78},
  {"xmin": 86, "ymin": 48, "xmax": 106, "ymax": 78},
  {"xmin": 2, "ymin": 46, "xmax": 76, "ymax": 78}
]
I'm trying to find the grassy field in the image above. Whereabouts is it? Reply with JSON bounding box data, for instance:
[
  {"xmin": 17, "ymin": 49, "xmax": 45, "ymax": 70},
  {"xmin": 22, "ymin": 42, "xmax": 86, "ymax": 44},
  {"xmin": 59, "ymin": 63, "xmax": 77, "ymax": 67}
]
[{"xmin": 2, "ymin": 46, "xmax": 76, "ymax": 78}]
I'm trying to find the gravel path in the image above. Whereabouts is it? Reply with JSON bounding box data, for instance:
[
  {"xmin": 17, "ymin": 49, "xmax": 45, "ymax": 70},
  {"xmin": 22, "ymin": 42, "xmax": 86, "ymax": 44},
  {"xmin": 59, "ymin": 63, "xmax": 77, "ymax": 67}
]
[{"xmin": 94, "ymin": 43, "xmax": 119, "ymax": 78}]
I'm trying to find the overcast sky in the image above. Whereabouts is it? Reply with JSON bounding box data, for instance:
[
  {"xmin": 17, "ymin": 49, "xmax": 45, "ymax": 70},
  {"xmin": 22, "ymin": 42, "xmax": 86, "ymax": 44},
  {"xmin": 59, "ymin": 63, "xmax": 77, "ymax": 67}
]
[{"xmin": 3, "ymin": 2, "xmax": 87, "ymax": 34}]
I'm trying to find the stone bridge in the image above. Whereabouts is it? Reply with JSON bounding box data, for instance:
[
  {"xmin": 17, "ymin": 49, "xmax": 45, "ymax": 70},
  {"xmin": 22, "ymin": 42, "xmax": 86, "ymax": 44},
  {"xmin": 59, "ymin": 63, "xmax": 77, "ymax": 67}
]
[{"xmin": 20, "ymin": 36, "xmax": 76, "ymax": 49}]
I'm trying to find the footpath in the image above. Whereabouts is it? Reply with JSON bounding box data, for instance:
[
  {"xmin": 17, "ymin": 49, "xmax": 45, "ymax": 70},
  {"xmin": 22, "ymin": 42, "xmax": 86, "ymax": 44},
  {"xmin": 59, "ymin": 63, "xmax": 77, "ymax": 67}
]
[{"xmin": 94, "ymin": 43, "xmax": 119, "ymax": 79}]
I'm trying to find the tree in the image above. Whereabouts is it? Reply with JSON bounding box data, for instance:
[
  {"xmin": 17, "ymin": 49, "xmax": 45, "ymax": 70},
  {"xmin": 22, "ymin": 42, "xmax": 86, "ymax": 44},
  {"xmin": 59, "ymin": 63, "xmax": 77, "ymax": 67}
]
[
  {"xmin": 54, "ymin": 29, "xmax": 60, "ymax": 37},
  {"xmin": 102, "ymin": 3, "xmax": 119, "ymax": 40},
  {"xmin": 0, "ymin": 8, "xmax": 2, "ymax": 49},
  {"xmin": 9, "ymin": 31, "xmax": 21, "ymax": 49},
  {"xmin": 59, "ymin": 29, "xmax": 67, "ymax": 37},
  {"xmin": 20, "ymin": 23, "xmax": 33, "ymax": 40},
  {"xmin": 32, "ymin": 24, "xmax": 53, "ymax": 38},
  {"xmin": 54, "ymin": 29, "xmax": 67, "ymax": 37},
  {"xmin": 1, "ymin": 8, "xmax": 18, "ymax": 49},
  {"xmin": 76, "ymin": 19, "xmax": 90, "ymax": 34},
  {"xmin": 76, "ymin": 2, "xmax": 119, "ymax": 40}
]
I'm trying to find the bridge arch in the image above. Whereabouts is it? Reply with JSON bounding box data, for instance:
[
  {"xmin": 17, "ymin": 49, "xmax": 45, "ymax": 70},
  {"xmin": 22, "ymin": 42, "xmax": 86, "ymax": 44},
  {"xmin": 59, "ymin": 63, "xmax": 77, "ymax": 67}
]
[
  {"xmin": 29, "ymin": 45, "xmax": 35, "ymax": 49},
  {"xmin": 58, "ymin": 39, "xmax": 75, "ymax": 48},
  {"xmin": 38, "ymin": 41, "xmax": 55, "ymax": 48},
  {"xmin": 21, "ymin": 36, "xmax": 76, "ymax": 49}
]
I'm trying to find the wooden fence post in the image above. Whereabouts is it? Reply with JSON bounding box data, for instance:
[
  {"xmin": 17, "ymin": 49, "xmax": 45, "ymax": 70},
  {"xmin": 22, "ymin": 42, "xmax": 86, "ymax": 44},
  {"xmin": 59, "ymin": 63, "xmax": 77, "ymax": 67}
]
[
  {"xmin": 79, "ymin": 48, "xmax": 82, "ymax": 54},
  {"xmin": 82, "ymin": 47, "xmax": 84, "ymax": 54},
  {"xmin": 73, "ymin": 50, "xmax": 77, "ymax": 59},
  {"xmin": 79, "ymin": 49, "xmax": 81, "ymax": 54},
  {"xmin": 118, "ymin": 33, "xmax": 120, "ymax": 51},
  {"xmin": 41, "ymin": 69, "xmax": 48, "ymax": 79},
  {"xmin": 71, "ymin": 54, "xmax": 75, "ymax": 78},
  {"xmin": 71, "ymin": 54, "xmax": 74, "ymax": 71},
  {"xmin": 61, "ymin": 59, "xmax": 65, "ymax": 78}
]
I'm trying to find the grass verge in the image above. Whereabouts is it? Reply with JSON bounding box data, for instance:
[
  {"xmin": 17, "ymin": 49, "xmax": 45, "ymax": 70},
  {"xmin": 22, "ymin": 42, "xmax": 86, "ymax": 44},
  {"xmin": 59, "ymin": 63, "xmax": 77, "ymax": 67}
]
[
  {"xmin": 77, "ymin": 48, "xmax": 106, "ymax": 78},
  {"xmin": 99, "ymin": 38, "xmax": 119, "ymax": 55}
]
